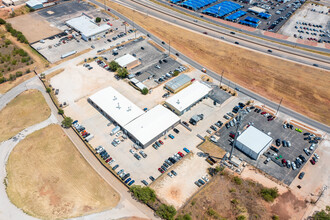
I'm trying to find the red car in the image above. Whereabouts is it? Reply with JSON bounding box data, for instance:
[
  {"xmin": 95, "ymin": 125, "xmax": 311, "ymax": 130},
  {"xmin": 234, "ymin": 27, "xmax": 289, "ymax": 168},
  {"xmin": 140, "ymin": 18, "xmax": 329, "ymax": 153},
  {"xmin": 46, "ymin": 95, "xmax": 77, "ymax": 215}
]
[
  {"xmin": 158, "ymin": 168, "xmax": 164, "ymax": 173},
  {"xmin": 268, "ymin": 116, "xmax": 274, "ymax": 121},
  {"xmin": 159, "ymin": 140, "xmax": 164, "ymax": 145},
  {"xmin": 282, "ymin": 159, "xmax": 287, "ymax": 164},
  {"xmin": 261, "ymin": 112, "xmax": 266, "ymax": 115},
  {"xmin": 310, "ymin": 159, "xmax": 315, "ymax": 165},
  {"xmin": 178, "ymin": 152, "xmax": 184, "ymax": 157},
  {"xmin": 229, "ymin": 132, "xmax": 235, "ymax": 138},
  {"xmin": 105, "ymin": 158, "xmax": 111, "ymax": 163}
]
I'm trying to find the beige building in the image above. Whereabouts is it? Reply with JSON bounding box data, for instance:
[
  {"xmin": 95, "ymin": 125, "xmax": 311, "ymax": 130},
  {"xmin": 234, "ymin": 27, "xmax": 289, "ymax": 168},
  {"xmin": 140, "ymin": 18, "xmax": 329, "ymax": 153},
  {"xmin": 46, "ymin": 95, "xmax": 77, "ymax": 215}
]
[{"xmin": 115, "ymin": 54, "xmax": 140, "ymax": 70}]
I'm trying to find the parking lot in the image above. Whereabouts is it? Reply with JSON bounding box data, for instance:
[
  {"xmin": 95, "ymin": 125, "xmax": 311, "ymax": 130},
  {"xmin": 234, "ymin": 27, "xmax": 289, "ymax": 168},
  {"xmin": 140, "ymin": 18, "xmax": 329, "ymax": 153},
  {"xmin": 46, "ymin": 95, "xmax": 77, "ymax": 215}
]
[
  {"xmin": 278, "ymin": 3, "xmax": 330, "ymax": 43},
  {"xmin": 215, "ymin": 104, "xmax": 322, "ymax": 185},
  {"xmin": 101, "ymin": 37, "xmax": 182, "ymax": 88}
]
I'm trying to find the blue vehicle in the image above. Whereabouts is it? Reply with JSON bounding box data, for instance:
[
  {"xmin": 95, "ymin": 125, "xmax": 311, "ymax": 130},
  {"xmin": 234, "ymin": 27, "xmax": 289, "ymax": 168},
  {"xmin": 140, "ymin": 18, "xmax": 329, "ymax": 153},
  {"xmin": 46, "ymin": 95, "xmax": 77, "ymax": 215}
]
[
  {"xmin": 125, "ymin": 177, "xmax": 131, "ymax": 184},
  {"xmin": 183, "ymin": 147, "xmax": 190, "ymax": 153},
  {"xmin": 168, "ymin": 134, "xmax": 175, "ymax": 139},
  {"xmin": 128, "ymin": 180, "xmax": 135, "ymax": 186},
  {"xmin": 72, "ymin": 120, "xmax": 78, "ymax": 124}
]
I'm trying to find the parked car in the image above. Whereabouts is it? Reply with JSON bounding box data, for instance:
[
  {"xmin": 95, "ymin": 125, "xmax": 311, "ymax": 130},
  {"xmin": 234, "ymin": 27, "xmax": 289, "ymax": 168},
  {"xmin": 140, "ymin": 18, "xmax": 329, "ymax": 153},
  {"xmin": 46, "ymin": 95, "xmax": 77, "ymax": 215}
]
[
  {"xmin": 298, "ymin": 172, "xmax": 305, "ymax": 179},
  {"xmin": 158, "ymin": 168, "xmax": 164, "ymax": 173},
  {"xmin": 173, "ymin": 128, "xmax": 180, "ymax": 134},
  {"xmin": 183, "ymin": 148, "xmax": 190, "ymax": 153},
  {"xmin": 142, "ymin": 180, "xmax": 148, "ymax": 186},
  {"xmin": 168, "ymin": 134, "xmax": 175, "ymax": 139},
  {"xmin": 295, "ymin": 128, "xmax": 302, "ymax": 133},
  {"xmin": 171, "ymin": 170, "xmax": 177, "ymax": 176}
]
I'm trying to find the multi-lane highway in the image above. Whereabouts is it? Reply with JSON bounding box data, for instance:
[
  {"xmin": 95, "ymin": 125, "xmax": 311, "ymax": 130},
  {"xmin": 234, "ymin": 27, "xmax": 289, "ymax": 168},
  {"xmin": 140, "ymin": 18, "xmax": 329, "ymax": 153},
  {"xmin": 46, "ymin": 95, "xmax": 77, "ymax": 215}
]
[{"xmin": 90, "ymin": 0, "xmax": 330, "ymax": 133}]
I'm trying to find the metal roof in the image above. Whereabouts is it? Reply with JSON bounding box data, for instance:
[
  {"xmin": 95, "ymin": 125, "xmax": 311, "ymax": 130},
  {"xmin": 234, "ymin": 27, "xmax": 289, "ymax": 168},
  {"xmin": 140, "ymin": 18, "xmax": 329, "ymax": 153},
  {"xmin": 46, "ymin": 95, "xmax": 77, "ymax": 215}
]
[
  {"xmin": 236, "ymin": 126, "xmax": 273, "ymax": 153},
  {"xmin": 165, "ymin": 74, "xmax": 191, "ymax": 91},
  {"xmin": 66, "ymin": 15, "xmax": 110, "ymax": 38},
  {"xmin": 115, "ymin": 54, "xmax": 137, "ymax": 68},
  {"xmin": 89, "ymin": 86, "xmax": 144, "ymax": 126},
  {"xmin": 124, "ymin": 105, "xmax": 180, "ymax": 146}
]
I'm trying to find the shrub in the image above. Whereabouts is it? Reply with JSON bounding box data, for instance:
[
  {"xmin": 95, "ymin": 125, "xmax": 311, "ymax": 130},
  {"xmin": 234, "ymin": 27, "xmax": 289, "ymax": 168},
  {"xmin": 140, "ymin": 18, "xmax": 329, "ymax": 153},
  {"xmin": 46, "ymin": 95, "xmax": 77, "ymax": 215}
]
[
  {"xmin": 156, "ymin": 204, "xmax": 176, "ymax": 220},
  {"xmin": 117, "ymin": 67, "xmax": 128, "ymax": 78},
  {"xmin": 95, "ymin": 17, "xmax": 101, "ymax": 23},
  {"xmin": 5, "ymin": 39, "xmax": 11, "ymax": 45},
  {"xmin": 236, "ymin": 215, "xmax": 246, "ymax": 220},
  {"xmin": 62, "ymin": 117, "xmax": 73, "ymax": 128},
  {"xmin": 129, "ymin": 186, "xmax": 156, "ymax": 204},
  {"xmin": 0, "ymin": 18, "xmax": 6, "ymax": 25},
  {"xmin": 175, "ymin": 214, "xmax": 192, "ymax": 220},
  {"xmin": 25, "ymin": 69, "xmax": 31, "ymax": 74},
  {"xmin": 313, "ymin": 206, "xmax": 330, "ymax": 220},
  {"xmin": 15, "ymin": 71, "xmax": 22, "ymax": 77},
  {"xmin": 9, "ymin": 74, "xmax": 16, "ymax": 81},
  {"xmin": 11, "ymin": 59, "xmax": 17, "ymax": 65},
  {"xmin": 0, "ymin": 77, "xmax": 6, "ymax": 84},
  {"xmin": 272, "ymin": 215, "xmax": 279, "ymax": 220},
  {"xmin": 46, "ymin": 87, "xmax": 51, "ymax": 93},
  {"xmin": 58, "ymin": 109, "xmax": 64, "ymax": 115},
  {"xmin": 109, "ymin": 60, "xmax": 119, "ymax": 71},
  {"xmin": 233, "ymin": 176, "xmax": 242, "ymax": 185},
  {"xmin": 141, "ymin": 87, "xmax": 148, "ymax": 95},
  {"xmin": 260, "ymin": 187, "xmax": 278, "ymax": 202},
  {"xmin": 173, "ymin": 70, "xmax": 179, "ymax": 76}
]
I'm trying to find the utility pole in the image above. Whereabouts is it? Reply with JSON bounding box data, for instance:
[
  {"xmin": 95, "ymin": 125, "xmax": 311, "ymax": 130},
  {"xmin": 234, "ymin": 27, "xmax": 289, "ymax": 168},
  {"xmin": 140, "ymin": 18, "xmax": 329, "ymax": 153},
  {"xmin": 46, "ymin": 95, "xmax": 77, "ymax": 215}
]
[
  {"xmin": 275, "ymin": 97, "xmax": 283, "ymax": 116},
  {"xmin": 219, "ymin": 70, "xmax": 224, "ymax": 87},
  {"xmin": 229, "ymin": 109, "xmax": 245, "ymax": 160},
  {"xmin": 168, "ymin": 40, "xmax": 171, "ymax": 56}
]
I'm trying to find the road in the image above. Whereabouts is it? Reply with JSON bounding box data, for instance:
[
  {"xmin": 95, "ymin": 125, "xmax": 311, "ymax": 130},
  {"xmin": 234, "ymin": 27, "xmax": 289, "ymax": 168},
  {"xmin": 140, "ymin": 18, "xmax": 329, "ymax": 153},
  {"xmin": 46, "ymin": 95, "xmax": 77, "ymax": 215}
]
[
  {"xmin": 91, "ymin": 0, "xmax": 330, "ymax": 133},
  {"xmin": 110, "ymin": 0, "xmax": 330, "ymax": 70}
]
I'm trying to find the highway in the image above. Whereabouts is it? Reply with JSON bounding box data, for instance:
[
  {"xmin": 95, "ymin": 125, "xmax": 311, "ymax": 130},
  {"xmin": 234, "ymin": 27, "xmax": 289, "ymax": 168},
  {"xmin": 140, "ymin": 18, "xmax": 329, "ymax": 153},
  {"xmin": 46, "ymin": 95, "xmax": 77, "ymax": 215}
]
[{"xmin": 90, "ymin": 0, "xmax": 330, "ymax": 133}]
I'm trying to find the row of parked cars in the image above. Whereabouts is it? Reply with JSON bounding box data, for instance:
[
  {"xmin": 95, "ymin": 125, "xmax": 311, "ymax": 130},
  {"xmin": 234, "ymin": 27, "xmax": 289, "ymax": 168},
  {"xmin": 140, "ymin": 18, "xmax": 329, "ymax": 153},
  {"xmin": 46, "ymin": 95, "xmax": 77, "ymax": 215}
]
[
  {"xmin": 194, "ymin": 175, "xmax": 209, "ymax": 187},
  {"xmin": 158, "ymin": 150, "xmax": 187, "ymax": 174},
  {"xmin": 72, "ymin": 120, "xmax": 94, "ymax": 142},
  {"xmin": 95, "ymin": 146, "xmax": 135, "ymax": 186},
  {"xmin": 155, "ymin": 66, "xmax": 187, "ymax": 83},
  {"xmin": 130, "ymin": 149, "xmax": 147, "ymax": 160}
]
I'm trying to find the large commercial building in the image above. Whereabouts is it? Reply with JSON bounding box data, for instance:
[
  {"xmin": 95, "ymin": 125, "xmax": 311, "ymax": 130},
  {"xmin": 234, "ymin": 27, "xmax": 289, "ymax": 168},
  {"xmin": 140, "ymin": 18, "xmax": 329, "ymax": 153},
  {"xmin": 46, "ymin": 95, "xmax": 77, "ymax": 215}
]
[
  {"xmin": 165, "ymin": 74, "xmax": 192, "ymax": 93},
  {"xmin": 88, "ymin": 87, "xmax": 144, "ymax": 126},
  {"xmin": 124, "ymin": 105, "xmax": 180, "ymax": 147},
  {"xmin": 89, "ymin": 86, "xmax": 180, "ymax": 148},
  {"xmin": 26, "ymin": 0, "xmax": 46, "ymax": 9},
  {"xmin": 115, "ymin": 54, "xmax": 140, "ymax": 70},
  {"xmin": 165, "ymin": 81, "xmax": 212, "ymax": 115},
  {"xmin": 66, "ymin": 15, "xmax": 111, "ymax": 41},
  {"xmin": 235, "ymin": 126, "xmax": 273, "ymax": 160}
]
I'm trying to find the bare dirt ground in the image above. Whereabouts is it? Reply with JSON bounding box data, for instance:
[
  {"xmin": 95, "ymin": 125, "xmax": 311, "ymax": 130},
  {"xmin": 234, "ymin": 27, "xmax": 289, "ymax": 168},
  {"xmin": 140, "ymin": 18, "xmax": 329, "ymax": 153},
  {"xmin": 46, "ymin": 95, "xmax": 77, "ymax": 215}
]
[
  {"xmin": 105, "ymin": 1, "xmax": 330, "ymax": 125},
  {"xmin": 0, "ymin": 89, "xmax": 50, "ymax": 142},
  {"xmin": 151, "ymin": 152, "xmax": 210, "ymax": 209},
  {"xmin": 7, "ymin": 13, "xmax": 62, "ymax": 43},
  {"xmin": 198, "ymin": 139, "xmax": 226, "ymax": 162},
  {"xmin": 6, "ymin": 124, "xmax": 120, "ymax": 219}
]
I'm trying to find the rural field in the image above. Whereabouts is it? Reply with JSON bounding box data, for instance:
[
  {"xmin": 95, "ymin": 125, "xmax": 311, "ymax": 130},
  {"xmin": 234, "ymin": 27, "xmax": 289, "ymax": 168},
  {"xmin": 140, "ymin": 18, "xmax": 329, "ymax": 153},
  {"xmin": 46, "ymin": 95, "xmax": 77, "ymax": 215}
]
[
  {"xmin": 6, "ymin": 124, "xmax": 120, "ymax": 219},
  {"xmin": 0, "ymin": 89, "xmax": 50, "ymax": 142},
  {"xmin": 177, "ymin": 169, "xmax": 307, "ymax": 220},
  {"xmin": 104, "ymin": 1, "xmax": 330, "ymax": 125}
]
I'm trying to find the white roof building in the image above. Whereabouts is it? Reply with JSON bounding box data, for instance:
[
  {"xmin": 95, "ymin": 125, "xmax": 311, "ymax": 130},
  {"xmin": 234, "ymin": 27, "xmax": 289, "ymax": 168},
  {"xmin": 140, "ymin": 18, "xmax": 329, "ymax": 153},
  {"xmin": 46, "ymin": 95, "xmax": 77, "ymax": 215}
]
[
  {"xmin": 248, "ymin": 6, "xmax": 266, "ymax": 14},
  {"xmin": 165, "ymin": 81, "xmax": 212, "ymax": 115},
  {"xmin": 235, "ymin": 126, "xmax": 273, "ymax": 160},
  {"xmin": 88, "ymin": 87, "xmax": 144, "ymax": 126},
  {"xmin": 66, "ymin": 15, "xmax": 110, "ymax": 40},
  {"xmin": 124, "ymin": 105, "xmax": 180, "ymax": 146},
  {"xmin": 115, "ymin": 54, "xmax": 138, "ymax": 68}
]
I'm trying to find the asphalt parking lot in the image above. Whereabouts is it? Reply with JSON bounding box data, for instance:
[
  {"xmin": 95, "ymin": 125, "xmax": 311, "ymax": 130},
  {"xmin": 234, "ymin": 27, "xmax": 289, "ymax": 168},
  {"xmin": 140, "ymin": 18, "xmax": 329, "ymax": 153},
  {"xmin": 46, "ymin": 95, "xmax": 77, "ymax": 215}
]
[
  {"xmin": 208, "ymin": 86, "xmax": 232, "ymax": 105},
  {"xmin": 215, "ymin": 106, "xmax": 321, "ymax": 185}
]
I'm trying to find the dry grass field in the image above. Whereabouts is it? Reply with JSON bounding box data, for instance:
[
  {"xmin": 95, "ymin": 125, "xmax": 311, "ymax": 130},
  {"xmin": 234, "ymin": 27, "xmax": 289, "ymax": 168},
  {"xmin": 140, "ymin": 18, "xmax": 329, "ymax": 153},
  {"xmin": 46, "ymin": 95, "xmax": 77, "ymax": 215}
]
[
  {"xmin": 6, "ymin": 124, "xmax": 120, "ymax": 219},
  {"xmin": 0, "ymin": 89, "xmax": 50, "ymax": 142},
  {"xmin": 104, "ymin": 1, "xmax": 330, "ymax": 125}
]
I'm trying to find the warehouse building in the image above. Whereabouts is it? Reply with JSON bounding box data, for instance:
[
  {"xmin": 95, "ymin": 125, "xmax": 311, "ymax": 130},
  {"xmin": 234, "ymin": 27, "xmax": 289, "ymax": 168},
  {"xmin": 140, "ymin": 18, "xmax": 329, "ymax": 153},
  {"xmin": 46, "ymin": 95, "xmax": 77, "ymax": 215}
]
[
  {"xmin": 165, "ymin": 74, "xmax": 192, "ymax": 93},
  {"xmin": 165, "ymin": 81, "xmax": 212, "ymax": 115},
  {"xmin": 88, "ymin": 86, "xmax": 144, "ymax": 126},
  {"xmin": 66, "ymin": 15, "xmax": 111, "ymax": 41},
  {"xmin": 124, "ymin": 105, "xmax": 180, "ymax": 148},
  {"xmin": 235, "ymin": 126, "xmax": 273, "ymax": 160},
  {"xmin": 115, "ymin": 54, "xmax": 140, "ymax": 70},
  {"xmin": 26, "ymin": 0, "xmax": 46, "ymax": 9},
  {"xmin": 247, "ymin": 6, "xmax": 266, "ymax": 14}
]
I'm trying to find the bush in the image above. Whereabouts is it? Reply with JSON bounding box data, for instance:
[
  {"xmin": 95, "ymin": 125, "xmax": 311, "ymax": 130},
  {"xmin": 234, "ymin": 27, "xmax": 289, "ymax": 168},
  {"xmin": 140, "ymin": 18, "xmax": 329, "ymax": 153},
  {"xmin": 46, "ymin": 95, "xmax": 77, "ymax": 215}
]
[
  {"xmin": 0, "ymin": 77, "xmax": 6, "ymax": 84},
  {"xmin": 9, "ymin": 74, "xmax": 16, "ymax": 81},
  {"xmin": 95, "ymin": 17, "xmax": 101, "ymax": 23},
  {"xmin": 233, "ymin": 176, "xmax": 242, "ymax": 185},
  {"xmin": 15, "ymin": 71, "xmax": 22, "ymax": 77},
  {"xmin": 58, "ymin": 109, "xmax": 64, "ymax": 115},
  {"xmin": 272, "ymin": 215, "xmax": 280, "ymax": 220},
  {"xmin": 117, "ymin": 67, "xmax": 128, "ymax": 78},
  {"xmin": 156, "ymin": 204, "xmax": 176, "ymax": 220},
  {"xmin": 46, "ymin": 87, "xmax": 51, "ymax": 93},
  {"xmin": 313, "ymin": 206, "xmax": 330, "ymax": 220},
  {"xmin": 109, "ymin": 60, "xmax": 119, "ymax": 71},
  {"xmin": 11, "ymin": 59, "xmax": 17, "ymax": 65},
  {"xmin": 26, "ymin": 69, "xmax": 31, "ymax": 74},
  {"xmin": 173, "ymin": 70, "xmax": 179, "ymax": 76},
  {"xmin": 0, "ymin": 18, "xmax": 6, "ymax": 25},
  {"xmin": 129, "ymin": 186, "xmax": 156, "ymax": 204},
  {"xmin": 175, "ymin": 214, "xmax": 192, "ymax": 220},
  {"xmin": 5, "ymin": 39, "xmax": 11, "ymax": 45},
  {"xmin": 141, "ymin": 87, "xmax": 148, "ymax": 95},
  {"xmin": 236, "ymin": 215, "xmax": 246, "ymax": 220},
  {"xmin": 62, "ymin": 117, "xmax": 73, "ymax": 128},
  {"xmin": 260, "ymin": 187, "xmax": 278, "ymax": 202}
]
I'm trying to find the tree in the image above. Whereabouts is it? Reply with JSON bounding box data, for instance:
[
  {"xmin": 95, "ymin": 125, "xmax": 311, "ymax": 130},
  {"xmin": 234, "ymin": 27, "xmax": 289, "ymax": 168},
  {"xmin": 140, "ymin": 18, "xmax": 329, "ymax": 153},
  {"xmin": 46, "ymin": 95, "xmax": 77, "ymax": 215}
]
[
  {"xmin": 109, "ymin": 60, "xmax": 119, "ymax": 71},
  {"xmin": 58, "ymin": 109, "xmax": 64, "ymax": 115},
  {"xmin": 0, "ymin": 18, "xmax": 6, "ymax": 25},
  {"xmin": 173, "ymin": 70, "xmax": 179, "ymax": 76},
  {"xmin": 156, "ymin": 204, "xmax": 177, "ymax": 220},
  {"xmin": 236, "ymin": 215, "xmax": 246, "ymax": 220},
  {"xmin": 117, "ymin": 67, "xmax": 128, "ymax": 78},
  {"xmin": 62, "ymin": 117, "xmax": 73, "ymax": 128},
  {"xmin": 141, "ymin": 87, "xmax": 148, "ymax": 95},
  {"xmin": 130, "ymin": 186, "xmax": 156, "ymax": 204},
  {"xmin": 260, "ymin": 187, "xmax": 278, "ymax": 202},
  {"xmin": 95, "ymin": 17, "xmax": 101, "ymax": 23},
  {"xmin": 313, "ymin": 206, "xmax": 330, "ymax": 220},
  {"xmin": 46, "ymin": 87, "xmax": 51, "ymax": 93}
]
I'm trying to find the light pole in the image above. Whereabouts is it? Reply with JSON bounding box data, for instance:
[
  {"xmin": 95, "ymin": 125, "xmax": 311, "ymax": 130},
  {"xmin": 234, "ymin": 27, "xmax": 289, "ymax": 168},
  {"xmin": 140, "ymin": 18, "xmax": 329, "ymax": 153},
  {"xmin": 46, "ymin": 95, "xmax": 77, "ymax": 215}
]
[
  {"xmin": 275, "ymin": 97, "xmax": 283, "ymax": 117},
  {"xmin": 229, "ymin": 109, "xmax": 245, "ymax": 160},
  {"xmin": 219, "ymin": 70, "xmax": 224, "ymax": 87},
  {"xmin": 168, "ymin": 40, "xmax": 171, "ymax": 56}
]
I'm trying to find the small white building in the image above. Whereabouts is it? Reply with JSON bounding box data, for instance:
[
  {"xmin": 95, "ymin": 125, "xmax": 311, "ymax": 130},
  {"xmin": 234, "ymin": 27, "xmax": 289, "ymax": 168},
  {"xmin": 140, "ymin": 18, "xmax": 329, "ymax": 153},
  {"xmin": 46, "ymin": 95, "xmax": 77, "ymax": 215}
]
[
  {"xmin": 66, "ymin": 15, "xmax": 111, "ymax": 41},
  {"xmin": 235, "ymin": 126, "xmax": 273, "ymax": 160},
  {"xmin": 165, "ymin": 81, "xmax": 212, "ymax": 115},
  {"xmin": 248, "ymin": 6, "xmax": 266, "ymax": 14},
  {"xmin": 88, "ymin": 86, "xmax": 144, "ymax": 127},
  {"xmin": 115, "ymin": 54, "xmax": 140, "ymax": 69},
  {"xmin": 124, "ymin": 105, "xmax": 180, "ymax": 147}
]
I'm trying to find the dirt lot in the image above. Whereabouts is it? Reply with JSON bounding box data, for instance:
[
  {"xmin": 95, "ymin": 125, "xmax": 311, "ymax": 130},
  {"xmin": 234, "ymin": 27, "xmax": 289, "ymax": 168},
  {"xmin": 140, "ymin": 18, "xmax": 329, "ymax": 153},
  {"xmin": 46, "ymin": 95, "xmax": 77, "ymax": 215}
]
[
  {"xmin": 0, "ymin": 89, "xmax": 50, "ymax": 142},
  {"xmin": 198, "ymin": 139, "xmax": 226, "ymax": 162},
  {"xmin": 7, "ymin": 13, "xmax": 62, "ymax": 43},
  {"xmin": 177, "ymin": 169, "xmax": 308, "ymax": 220},
  {"xmin": 6, "ymin": 124, "xmax": 120, "ymax": 219},
  {"xmin": 104, "ymin": 1, "xmax": 330, "ymax": 125},
  {"xmin": 150, "ymin": 152, "xmax": 210, "ymax": 209}
]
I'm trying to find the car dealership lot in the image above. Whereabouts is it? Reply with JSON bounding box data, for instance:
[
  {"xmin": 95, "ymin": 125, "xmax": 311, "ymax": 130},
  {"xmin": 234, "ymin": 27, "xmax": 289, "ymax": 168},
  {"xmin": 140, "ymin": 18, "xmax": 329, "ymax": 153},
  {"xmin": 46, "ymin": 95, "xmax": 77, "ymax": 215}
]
[{"xmin": 215, "ymin": 106, "xmax": 322, "ymax": 185}]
